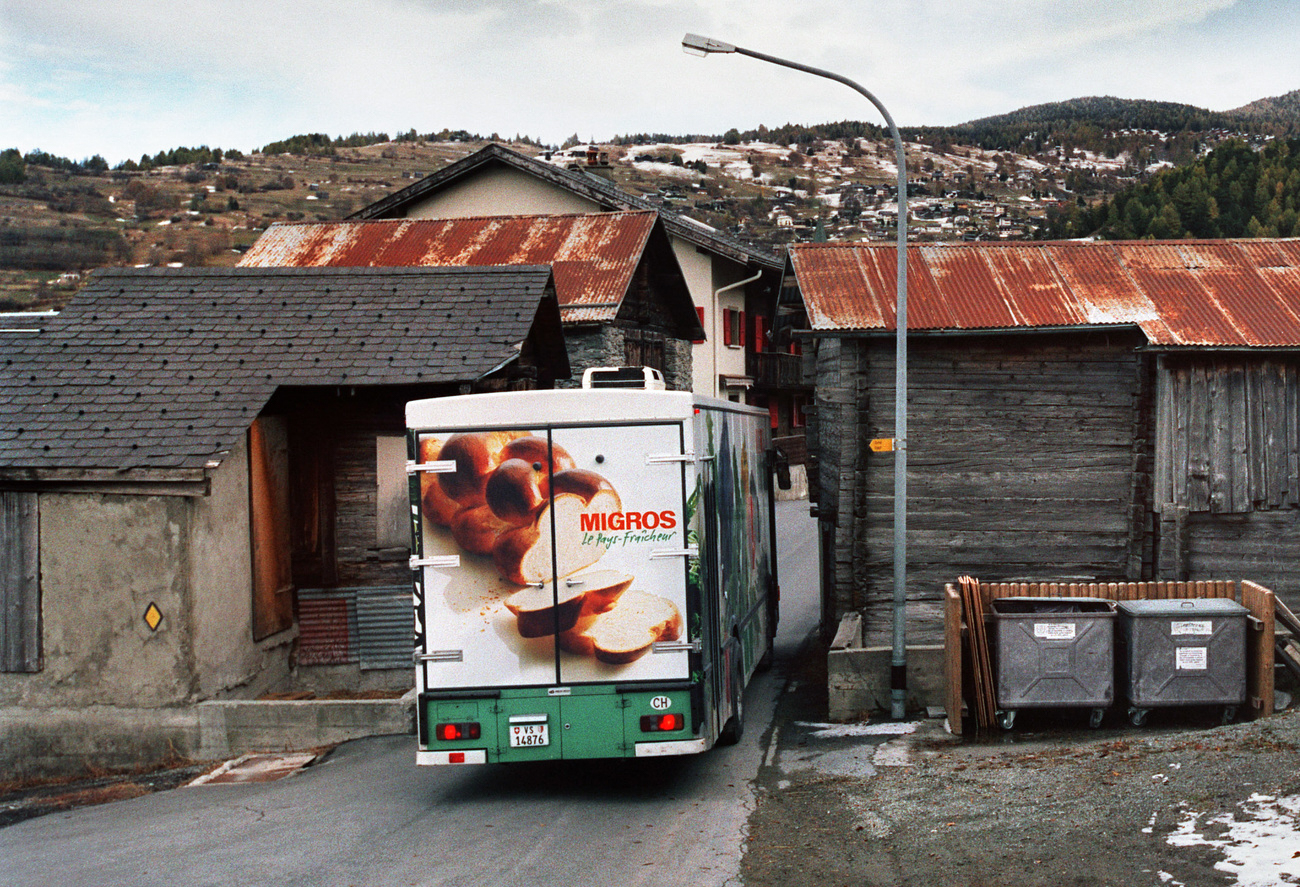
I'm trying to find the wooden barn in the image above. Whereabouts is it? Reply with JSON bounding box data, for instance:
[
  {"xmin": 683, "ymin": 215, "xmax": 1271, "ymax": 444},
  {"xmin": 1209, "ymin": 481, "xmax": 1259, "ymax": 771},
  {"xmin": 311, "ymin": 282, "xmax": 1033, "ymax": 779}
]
[{"xmin": 780, "ymin": 239, "xmax": 1300, "ymax": 644}]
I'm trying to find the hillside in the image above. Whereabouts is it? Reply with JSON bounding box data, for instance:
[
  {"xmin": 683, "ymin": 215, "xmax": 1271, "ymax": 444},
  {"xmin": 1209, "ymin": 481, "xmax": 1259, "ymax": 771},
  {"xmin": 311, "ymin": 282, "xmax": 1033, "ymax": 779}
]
[
  {"xmin": 4, "ymin": 87, "xmax": 1299, "ymax": 310},
  {"xmin": 1229, "ymin": 88, "xmax": 1300, "ymax": 128}
]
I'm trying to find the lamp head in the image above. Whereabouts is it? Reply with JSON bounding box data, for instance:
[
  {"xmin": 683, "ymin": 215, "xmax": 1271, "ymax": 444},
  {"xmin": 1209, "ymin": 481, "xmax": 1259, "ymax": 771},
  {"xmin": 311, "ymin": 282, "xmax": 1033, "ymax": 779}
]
[{"xmin": 682, "ymin": 33, "xmax": 737, "ymax": 56}]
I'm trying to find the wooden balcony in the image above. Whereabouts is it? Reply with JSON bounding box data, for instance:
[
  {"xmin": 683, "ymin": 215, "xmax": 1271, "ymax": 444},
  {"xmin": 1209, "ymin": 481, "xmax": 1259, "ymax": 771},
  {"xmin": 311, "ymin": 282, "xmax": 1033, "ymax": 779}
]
[{"xmin": 748, "ymin": 351, "xmax": 805, "ymax": 388}]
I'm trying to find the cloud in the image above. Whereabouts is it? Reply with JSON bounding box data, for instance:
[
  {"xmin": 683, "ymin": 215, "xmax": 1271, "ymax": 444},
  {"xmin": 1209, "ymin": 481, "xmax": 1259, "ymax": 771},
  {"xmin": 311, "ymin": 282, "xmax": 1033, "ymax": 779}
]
[{"xmin": 0, "ymin": 0, "xmax": 1294, "ymax": 162}]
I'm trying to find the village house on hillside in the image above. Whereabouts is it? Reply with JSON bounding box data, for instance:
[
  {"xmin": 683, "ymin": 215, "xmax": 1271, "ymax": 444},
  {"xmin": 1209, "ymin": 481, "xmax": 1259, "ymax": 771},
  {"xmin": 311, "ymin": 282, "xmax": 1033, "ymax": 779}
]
[
  {"xmin": 337, "ymin": 143, "xmax": 810, "ymax": 483},
  {"xmin": 779, "ymin": 238, "xmax": 1300, "ymax": 644},
  {"xmin": 239, "ymin": 210, "xmax": 703, "ymax": 392},
  {"xmin": 0, "ymin": 265, "xmax": 568, "ymax": 775}
]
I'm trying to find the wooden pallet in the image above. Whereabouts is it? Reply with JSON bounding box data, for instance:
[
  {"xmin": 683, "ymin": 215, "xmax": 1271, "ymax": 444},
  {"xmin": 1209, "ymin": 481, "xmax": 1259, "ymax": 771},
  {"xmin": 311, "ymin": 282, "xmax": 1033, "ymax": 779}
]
[{"xmin": 944, "ymin": 579, "xmax": 1277, "ymax": 737}]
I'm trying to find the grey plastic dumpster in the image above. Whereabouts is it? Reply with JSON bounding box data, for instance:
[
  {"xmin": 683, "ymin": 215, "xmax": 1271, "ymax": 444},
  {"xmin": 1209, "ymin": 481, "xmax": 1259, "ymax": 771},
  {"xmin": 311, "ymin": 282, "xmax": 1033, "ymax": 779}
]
[
  {"xmin": 991, "ymin": 597, "xmax": 1116, "ymax": 729},
  {"xmin": 1117, "ymin": 598, "xmax": 1248, "ymax": 726}
]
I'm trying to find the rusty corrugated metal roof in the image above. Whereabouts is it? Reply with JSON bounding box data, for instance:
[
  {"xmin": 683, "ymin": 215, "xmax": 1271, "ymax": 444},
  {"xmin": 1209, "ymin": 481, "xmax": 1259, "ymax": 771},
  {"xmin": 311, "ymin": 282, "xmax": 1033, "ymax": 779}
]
[
  {"xmin": 241, "ymin": 212, "xmax": 659, "ymax": 324},
  {"xmin": 788, "ymin": 239, "xmax": 1300, "ymax": 347}
]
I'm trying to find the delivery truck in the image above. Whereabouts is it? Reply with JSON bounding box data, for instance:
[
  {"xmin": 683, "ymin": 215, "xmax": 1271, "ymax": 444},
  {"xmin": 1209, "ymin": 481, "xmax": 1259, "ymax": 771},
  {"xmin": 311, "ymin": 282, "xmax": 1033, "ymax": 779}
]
[{"xmin": 405, "ymin": 367, "xmax": 783, "ymax": 764}]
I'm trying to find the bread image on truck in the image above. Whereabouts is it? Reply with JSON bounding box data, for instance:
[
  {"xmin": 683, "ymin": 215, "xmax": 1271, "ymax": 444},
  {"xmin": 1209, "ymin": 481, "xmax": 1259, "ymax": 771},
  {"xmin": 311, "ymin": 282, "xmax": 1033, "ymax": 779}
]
[
  {"xmin": 416, "ymin": 431, "xmax": 679, "ymax": 661},
  {"xmin": 407, "ymin": 367, "xmax": 781, "ymax": 764}
]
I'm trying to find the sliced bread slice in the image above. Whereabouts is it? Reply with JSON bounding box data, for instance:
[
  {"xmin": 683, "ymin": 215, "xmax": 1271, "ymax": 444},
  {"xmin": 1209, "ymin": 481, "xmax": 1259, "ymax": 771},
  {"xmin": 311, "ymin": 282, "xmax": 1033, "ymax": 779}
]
[
  {"xmin": 504, "ymin": 569, "xmax": 633, "ymax": 639},
  {"xmin": 559, "ymin": 589, "xmax": 681, "ymax": 665}
]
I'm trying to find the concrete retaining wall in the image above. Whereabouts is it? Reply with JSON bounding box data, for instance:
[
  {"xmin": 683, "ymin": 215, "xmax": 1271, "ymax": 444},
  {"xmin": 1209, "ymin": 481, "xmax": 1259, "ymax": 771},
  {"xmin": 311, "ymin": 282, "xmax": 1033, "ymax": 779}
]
[
  {"xmin": 827, "ymin": 612, "xmax": 947, "ymax": 721},
  {"xmin": 1, "ymin": 695, "xmax": 415, "ymax": 779}
]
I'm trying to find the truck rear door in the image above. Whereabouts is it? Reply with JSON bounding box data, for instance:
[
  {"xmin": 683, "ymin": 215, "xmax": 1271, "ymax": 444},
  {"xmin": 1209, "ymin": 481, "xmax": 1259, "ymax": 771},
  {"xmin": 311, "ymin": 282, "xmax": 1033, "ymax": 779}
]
[{"xmin": 411, "ymin": 420, "xmax": 691, "ymax": 692}]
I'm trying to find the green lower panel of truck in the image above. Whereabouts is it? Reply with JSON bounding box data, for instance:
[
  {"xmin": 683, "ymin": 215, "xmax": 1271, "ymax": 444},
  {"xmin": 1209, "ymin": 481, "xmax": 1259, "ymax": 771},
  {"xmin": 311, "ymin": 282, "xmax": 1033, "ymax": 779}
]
[{"xmin": 417, "ymin": 684, "xmax": 702, "ymax": 764}]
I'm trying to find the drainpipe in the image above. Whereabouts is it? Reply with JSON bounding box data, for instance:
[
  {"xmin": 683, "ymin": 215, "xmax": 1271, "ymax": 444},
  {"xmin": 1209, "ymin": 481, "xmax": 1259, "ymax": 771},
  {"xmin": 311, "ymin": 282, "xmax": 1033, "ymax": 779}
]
[{"xmin": 712, "ymin": 268, "xmax": 764, "ymax": 398}]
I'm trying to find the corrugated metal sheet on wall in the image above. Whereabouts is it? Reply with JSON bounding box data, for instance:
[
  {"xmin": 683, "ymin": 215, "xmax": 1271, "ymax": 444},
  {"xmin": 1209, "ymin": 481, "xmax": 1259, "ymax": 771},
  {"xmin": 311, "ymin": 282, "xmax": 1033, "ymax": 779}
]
[
  {"xmin": 355, "ymin": 586, "xmax": 415, "ymax": 671},
  {"xmin": 296, "ymin": 585, "xmax": 412, "ymax": 670},
  {"xmin": 296, "ymin": 587, "xmax": 358, "ymax": 666}
]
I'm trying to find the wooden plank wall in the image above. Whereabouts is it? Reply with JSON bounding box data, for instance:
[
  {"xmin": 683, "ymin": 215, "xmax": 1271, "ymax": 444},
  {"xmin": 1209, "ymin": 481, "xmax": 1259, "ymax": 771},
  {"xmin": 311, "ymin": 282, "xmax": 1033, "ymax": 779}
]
[
  {"xmin": 0, "ymin": 491, "xmax": 41, "ymax": 673},
  {"xmin": 331, "ymin": 396, "xmax": 411, "ymax": 589},
  {"xmin": 1155, "ymin": 357, "xmax": 1300, "ymax": 608},
  {"xmin": 810, "ymin": 337, "xmax": 876, "ymax": 623},
  {"xmin": 850, "ymin": 333, "xmax": 1149, "ymax": 644},
  {"xmin": 1187, "ymin": 510, "xmax": 1300, "ymax": 614},
  {"xmin": 1155, "ymin": 358, "xmax": 1300, "ymax": 513}
]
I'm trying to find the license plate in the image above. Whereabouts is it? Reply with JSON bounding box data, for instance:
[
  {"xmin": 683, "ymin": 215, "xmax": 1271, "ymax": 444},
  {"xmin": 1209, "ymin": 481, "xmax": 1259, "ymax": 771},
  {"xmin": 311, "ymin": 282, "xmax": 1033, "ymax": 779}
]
[{"xmin": 509, "ymin": 724, "xmax": 549, "ymax": 747}]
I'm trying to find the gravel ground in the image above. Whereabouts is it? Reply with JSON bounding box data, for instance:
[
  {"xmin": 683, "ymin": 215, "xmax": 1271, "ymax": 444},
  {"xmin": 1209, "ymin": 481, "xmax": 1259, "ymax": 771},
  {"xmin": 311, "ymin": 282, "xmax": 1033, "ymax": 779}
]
[{"xmin": 742, "ymin": 642, "xmax": 1300, "ymax": 887}]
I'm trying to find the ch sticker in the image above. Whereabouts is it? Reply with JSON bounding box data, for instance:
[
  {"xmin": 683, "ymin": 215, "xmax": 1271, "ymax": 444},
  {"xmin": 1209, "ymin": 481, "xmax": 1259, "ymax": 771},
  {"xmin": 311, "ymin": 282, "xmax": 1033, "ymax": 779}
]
[{"xmin": 650, "ymin": 695, "xmax": 672, "ymax": 711}]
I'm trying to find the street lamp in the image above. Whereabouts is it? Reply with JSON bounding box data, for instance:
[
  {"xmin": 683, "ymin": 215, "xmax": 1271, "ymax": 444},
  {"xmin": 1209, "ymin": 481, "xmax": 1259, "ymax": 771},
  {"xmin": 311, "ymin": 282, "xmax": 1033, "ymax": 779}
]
[{"xmin": 683, "ymin": 33, "xmax": 910, "ymax": 720}]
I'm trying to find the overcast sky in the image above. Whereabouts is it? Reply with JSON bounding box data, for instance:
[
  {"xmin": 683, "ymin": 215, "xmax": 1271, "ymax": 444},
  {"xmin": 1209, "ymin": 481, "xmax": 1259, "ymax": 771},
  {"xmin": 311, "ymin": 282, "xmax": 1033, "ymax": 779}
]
[{"xmin": 3, "ymin": 0, "xmax": 1299, "ymax": 164}]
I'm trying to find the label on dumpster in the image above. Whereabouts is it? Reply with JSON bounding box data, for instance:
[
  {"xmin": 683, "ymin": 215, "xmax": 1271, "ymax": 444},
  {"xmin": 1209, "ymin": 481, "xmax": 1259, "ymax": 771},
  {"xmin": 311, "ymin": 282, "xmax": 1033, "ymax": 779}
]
[
  {"xmin": 1171, "ymin": 621, "xmax": 1212, "ymax": 636},
  {"xmin": 1034, "ymin": 623, "xmax": 1076, "ymax": 640},
  {"xmin": 1176, "ymin": 647, "xmax": 1208, "ymax": 670}
]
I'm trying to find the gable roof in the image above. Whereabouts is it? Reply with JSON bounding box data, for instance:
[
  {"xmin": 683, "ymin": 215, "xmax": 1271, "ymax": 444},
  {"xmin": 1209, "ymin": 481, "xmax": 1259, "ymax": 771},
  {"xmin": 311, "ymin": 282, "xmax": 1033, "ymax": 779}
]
[
  {"xmin": 348, "ymin": 142, "xmax": 783, "ymax": 272},
  {"xmin": 240, "ymin": 211, "xmax": 704, "ymax": 336},
  {"xmin": 0, "ymin": 266, "xmax": 564, "ymax": 476},
  {"xmin": 787, "ymin": 239, "xmax": 1300, "ymax": 348}
]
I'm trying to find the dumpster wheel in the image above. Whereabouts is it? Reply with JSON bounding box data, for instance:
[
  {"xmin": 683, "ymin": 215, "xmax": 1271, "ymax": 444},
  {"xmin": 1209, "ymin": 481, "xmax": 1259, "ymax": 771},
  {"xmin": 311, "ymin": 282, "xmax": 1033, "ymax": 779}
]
[
  {"xmin": 1128, "ymin": 707, "xmax": 1149, "ymax": 727},
  {"xmin": 996, "ymin": 710, "xmax": 1015, "ymax": 731}
]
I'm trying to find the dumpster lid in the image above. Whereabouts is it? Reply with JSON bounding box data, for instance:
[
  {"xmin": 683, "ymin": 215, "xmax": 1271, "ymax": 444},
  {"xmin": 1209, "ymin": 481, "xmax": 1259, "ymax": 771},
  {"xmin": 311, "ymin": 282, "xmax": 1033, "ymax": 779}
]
[
  {"xmin": 990, "ymin": 597, "xmax": 1116, "ymax": 616},
  {"xmin": 1117, "ymin": 598, "xmax": 1248, "ymax": 617}
]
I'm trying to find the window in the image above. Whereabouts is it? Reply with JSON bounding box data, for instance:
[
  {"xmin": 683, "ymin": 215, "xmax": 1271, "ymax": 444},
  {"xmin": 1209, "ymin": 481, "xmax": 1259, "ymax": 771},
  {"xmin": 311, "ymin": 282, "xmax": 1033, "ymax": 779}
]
[
  {"xmin": 1, "ymin": 491, "xmax": 41, "ymax": 673},
  {"xmin": 792, "ymin": 396, "xmax": 807, "ymax": 428},
  {"xmin": 723, "ymin": 309, "xmax": 745, "ymax": 348}
]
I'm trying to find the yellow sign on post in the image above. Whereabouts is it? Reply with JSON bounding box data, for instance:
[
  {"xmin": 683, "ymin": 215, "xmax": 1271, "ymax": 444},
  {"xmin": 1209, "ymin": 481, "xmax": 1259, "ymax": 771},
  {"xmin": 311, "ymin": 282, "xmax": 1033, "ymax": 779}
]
[{"xmin": 869, "ymin": 438, "xmax": 895, "ymax": 453}]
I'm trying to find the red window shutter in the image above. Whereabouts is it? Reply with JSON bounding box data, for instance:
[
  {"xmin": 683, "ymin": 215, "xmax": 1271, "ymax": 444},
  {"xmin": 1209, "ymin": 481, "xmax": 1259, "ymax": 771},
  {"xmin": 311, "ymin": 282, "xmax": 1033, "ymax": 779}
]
[
  {"xmin": 768, "ymin": 401, "xmax": 779, "ymax": 429},
  {"xmin": 693, "ymin": 306, "xmax": 705, "ymax": 344},
  {"xmin": 723, "ymin": 309, "xmax": 733, "ymax": 346},
  {"xmin": 739, "ymin": 311, "xmax": 746, "ymax": 346},
  {"xmin": 753, "ymin": 315, "xmax": 765, "ymax": 352}
]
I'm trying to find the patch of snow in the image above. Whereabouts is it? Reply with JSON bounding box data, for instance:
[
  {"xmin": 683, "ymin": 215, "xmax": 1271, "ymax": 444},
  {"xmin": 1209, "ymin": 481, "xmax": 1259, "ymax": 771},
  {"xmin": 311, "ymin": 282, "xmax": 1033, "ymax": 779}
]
[
  {"xmin": 629, "ymin": 160, "xmax": 698, "ymax": 180},
  {"xmin": 1165, "ymin": 794, "xmax": 1300, "ymax": 887},
  {"xmin": 796, "ymin": 721, "xmax": 918, "ymax": 738}
]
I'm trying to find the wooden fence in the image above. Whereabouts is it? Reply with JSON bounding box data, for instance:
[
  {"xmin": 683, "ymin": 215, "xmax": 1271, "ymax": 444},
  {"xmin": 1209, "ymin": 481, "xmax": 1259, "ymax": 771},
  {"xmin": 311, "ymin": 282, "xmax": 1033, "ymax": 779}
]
[{"xmin": 944, "ymin": 579, "xmax": 1276, "ymax": 736}]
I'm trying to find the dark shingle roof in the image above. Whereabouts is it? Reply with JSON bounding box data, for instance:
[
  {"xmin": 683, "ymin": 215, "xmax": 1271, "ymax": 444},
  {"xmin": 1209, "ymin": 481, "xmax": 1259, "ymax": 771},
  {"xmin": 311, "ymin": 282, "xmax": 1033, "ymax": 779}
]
[
  {"xmin": 349, "ymin": 143, "xmax": 783, "ymax": 272},
  {"xmin": 0, "ymin": 266, "xmax": 560, "ymax": 474}
]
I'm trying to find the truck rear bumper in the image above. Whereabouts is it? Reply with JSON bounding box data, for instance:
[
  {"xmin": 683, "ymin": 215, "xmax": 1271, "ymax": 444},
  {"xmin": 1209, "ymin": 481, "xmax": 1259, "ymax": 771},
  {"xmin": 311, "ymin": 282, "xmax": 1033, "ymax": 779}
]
[
  {"xmin": 634, "ymin": 737, "xmax": 711, "ymax": 757},
  {"xmin": 417, "ymin": 749, "xmax": 489, "ymax": 766}
]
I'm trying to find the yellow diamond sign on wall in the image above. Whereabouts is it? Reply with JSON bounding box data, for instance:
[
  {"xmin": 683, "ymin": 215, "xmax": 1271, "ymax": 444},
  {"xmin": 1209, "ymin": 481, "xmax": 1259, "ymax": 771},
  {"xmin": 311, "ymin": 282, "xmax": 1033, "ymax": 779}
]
[{"xmin": 143, "ymin": 603, "xmax": 163, "ymax": 632}]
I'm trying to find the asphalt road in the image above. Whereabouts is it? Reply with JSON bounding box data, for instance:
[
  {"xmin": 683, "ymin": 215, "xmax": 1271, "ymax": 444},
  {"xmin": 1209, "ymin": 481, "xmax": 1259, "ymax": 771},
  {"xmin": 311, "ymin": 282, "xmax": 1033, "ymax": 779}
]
[{"xmin": 0, "ymin": 500, "xmax": 821, "ymax": 887}]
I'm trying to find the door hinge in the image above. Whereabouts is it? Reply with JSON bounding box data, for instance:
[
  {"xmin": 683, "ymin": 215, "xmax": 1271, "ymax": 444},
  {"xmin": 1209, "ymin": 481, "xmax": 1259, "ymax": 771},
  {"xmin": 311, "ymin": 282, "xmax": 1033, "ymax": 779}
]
[
  {"xmin": 646, "ymin": 452, "xmax": 695, "ymax": 465},
  {"xmin": 406, "ymin": 459, "xmax": 456, "ymax": 475},
  {"xmin": 410, "ymin": 554, "xmax": 461, "ymax": 570}
]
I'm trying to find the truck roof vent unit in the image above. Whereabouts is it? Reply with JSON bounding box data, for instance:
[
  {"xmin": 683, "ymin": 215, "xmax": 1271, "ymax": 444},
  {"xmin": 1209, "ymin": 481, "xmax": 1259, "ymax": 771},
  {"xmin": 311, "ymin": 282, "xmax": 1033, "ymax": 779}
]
[{"xmin": 581, "ymin": 366, "xmax": 666, "ymax": 391}]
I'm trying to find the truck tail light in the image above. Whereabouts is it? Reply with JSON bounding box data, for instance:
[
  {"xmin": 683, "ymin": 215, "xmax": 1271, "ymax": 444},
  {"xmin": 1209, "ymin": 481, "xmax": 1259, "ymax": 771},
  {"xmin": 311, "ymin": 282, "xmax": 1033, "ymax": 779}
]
[
  {"xmin": 640, "ymin": 714, "xmax": 684, "ymax": 732},
  {"xmin": 435, "ymin": 722, "xmax": 481, "ymax": 741}
]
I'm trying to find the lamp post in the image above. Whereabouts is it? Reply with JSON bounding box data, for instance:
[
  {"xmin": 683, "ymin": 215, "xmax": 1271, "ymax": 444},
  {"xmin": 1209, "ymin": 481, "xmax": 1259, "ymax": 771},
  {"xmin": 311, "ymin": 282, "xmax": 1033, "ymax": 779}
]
[{"xmin": 683, "ymin": 34, "xmax": 909, "ymax": 719}]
